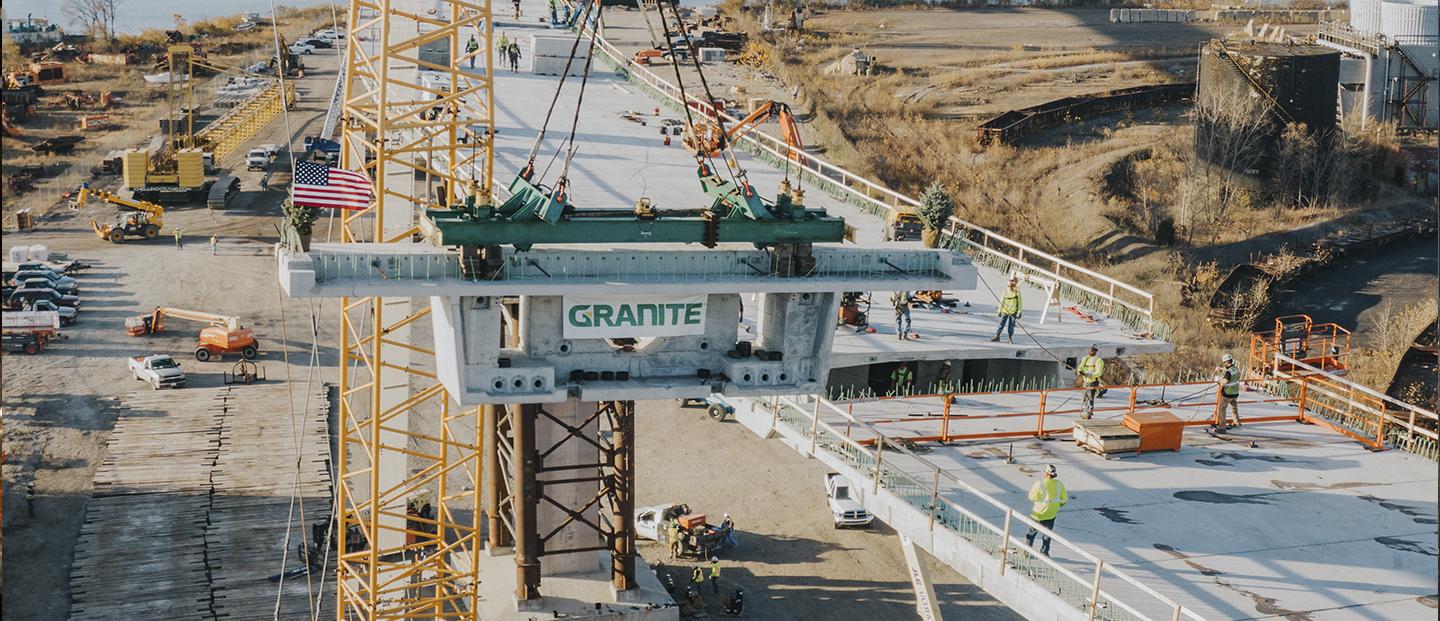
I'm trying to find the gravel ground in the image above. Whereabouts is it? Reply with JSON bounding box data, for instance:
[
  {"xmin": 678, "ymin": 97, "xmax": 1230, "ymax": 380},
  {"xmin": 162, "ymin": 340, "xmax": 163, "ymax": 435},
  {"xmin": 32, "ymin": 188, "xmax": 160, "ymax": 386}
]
[
  {"xmin": 1, "ymin": 43, "xmax": 343, "ymax": 619},
  {"xmin": 633, "ymin": 399, "xmax": 1022, "ymax": 621}
]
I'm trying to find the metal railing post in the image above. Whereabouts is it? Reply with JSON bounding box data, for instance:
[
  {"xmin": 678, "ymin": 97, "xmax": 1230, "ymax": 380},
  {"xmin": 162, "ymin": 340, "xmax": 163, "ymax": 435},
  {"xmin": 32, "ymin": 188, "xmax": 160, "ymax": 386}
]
[
  {"xmin": 1297, "ymin": 378, "xmax": 1309, "ymax": 421},
  {"xmin": 809, "ymin": 398, "xmax": 821, "ymax": 455},
  {"xmin": 1172, "ymin": 604, "xmax": 1183, "ymax": 621},
  {"xmin": 941, "ymin": 394, "xmax": 952, "ymax": 443},
  {"xmin": 871, "ymin": 437, "xmax": 885, "ymax": 495},
  {"xmin": 928, "ymin": 469, "xmax": 941, "ymax": 532},
  {"xmin": 1089, "ymin": 560, "xmax": 1105, "ymax": 621},
  {"xmin": 999, "ymin": 508, "xmax": 1013, "ymax": 575},
  {"xmin": 1037, "ymin": 391, "xmax": 1048, "ymax": 437}
]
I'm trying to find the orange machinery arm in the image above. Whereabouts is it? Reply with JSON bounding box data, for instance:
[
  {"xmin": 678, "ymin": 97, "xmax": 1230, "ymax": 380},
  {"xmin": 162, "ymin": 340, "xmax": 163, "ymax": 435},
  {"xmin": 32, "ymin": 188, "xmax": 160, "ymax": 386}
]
[{"xmin": 719, "ymin": 101, "xmax": 808, "ymax": 166}]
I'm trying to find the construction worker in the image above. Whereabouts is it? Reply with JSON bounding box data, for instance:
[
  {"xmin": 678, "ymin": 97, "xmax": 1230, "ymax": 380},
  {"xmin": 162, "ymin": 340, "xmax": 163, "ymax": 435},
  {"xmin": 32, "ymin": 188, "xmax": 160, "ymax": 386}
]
[
  {"xmin": 991, "ymin": 276, "xmax": 1022, "ymax": 343},
  {"xmin": 720, "ymin": 512, "xmax": 738, "ymax": 547},
  {"xmin": 691, "ymin": 564, "xmax": 705, "ymax": 591},
  {"xmin": 210, "ymin": 234, "xmax": 219, "ymax": 256},
  {"xmin": 548, "ymin": 0, "xmax": 559, "ymax": 24},
  {"xmin": 891, "ymin": 291, "xmax": 912, "ymax": 340},
  {"xmin": 465, "ymin": 35, "xmax": 479, "ymax": 69},
  {"xmin": 937, "ymin": 360, "xmax": 954, "ymax": 395},
  {"xmin": 1078, "ymin": 345, "xmax": 1105, "ymax": 419},
  {"xmin": 667, "ymin": 520, "xmax": 682, "ymax": 559},
  {"xmin": 173, "ymin": 227, "xmax": 184, "ymax": 249},
  {"xmin": 890, "ymin": 362, "xmax": 914, "ymax": 396},
  {"xmin": 512, "ymin": 0, "xmax": 522, "ymax": 20},
  {"xmin": 1024, "ymin": 464, "xmax": 1067, "ymax": 557},
  {"xmin": 709, "ymin": 557, "xmax": 721, "ymax": 594},
  {"xmin": 507, "ymin": 41, "xmax": 522, "ymax": 72},
  {"xmin": 1214, "ymin": 354, "xmax": 1242, "ymax": 429},
  {"xmin": 498, "ymin": 32, "xmax": 510, "ymax": 57}
]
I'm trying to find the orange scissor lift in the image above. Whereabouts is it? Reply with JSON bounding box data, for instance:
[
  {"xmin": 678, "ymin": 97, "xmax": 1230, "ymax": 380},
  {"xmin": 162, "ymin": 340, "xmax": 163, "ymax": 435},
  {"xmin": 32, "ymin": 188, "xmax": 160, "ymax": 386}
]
[{"xmin": 1247, "ymin": 314, "xmax": 1351, "ymax": 379}]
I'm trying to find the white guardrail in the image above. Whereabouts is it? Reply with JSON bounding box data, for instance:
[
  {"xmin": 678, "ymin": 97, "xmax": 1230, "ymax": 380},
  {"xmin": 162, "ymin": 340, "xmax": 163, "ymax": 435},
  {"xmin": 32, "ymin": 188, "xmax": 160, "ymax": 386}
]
[
  {"xmin": 574, "ymin": 14, "xmax": 1166, "ymax": 339},
  {"xmin": 765, "ymin": 394, "xmax": 1206, "ymax": 621}
]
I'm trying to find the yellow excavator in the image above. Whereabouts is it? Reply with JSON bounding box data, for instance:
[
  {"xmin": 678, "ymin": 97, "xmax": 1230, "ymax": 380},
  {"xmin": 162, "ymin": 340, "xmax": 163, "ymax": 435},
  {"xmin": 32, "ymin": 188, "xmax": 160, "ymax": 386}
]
[{"xmin": 78, "ymin": 183, "xmax": 166, "ymax": 243}]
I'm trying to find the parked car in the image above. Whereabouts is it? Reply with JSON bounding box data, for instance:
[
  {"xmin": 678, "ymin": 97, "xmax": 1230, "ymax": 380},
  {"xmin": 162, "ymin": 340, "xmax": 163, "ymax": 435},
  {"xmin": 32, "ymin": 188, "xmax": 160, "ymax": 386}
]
[
  {"xmin": 288, "ymin": 42, "xmax": 317, "ymax": 55},
  {"xmin": 246, "ymin": 143, "xmax": 282, "ymax": 170},
  {"xmin": 129, "ymin": 354, "xmax": 187, "ymax": 389},
  {"xmin": 6, "ymin": 287, "xmax": 79, "ymax": 310},
  {"xmin": 26, "ymin": 299, "xmax": 77, "ymax": 325},
  {"xmin": 17, "ymin": 277, "xmax": 77, "ymax": 295},
  {"xmin": 9, "ymin": 270, "xmax": 78, "ymax": 292},
  {"xmin": 823, "ymin": 473, "xmax": 874, "ymax": 528},
  {"xmin": 312, "ymin": 29, "xmax": 345, "ymax": 40},
  {"xmin": 295, "ymin": 37, "xmax": 333, "ymax": 49}
]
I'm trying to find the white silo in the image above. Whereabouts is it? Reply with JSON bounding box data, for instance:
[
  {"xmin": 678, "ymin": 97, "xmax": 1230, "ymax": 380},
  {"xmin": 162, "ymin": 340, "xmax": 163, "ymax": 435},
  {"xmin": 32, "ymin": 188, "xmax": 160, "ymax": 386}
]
[
  {"xmin": 1350, "ymin": 0, "xmax": 1384, "ymax": 34},
  {"xmin": 1379, "ymin": 0, "xmax": 1439, "ymax": 42}
]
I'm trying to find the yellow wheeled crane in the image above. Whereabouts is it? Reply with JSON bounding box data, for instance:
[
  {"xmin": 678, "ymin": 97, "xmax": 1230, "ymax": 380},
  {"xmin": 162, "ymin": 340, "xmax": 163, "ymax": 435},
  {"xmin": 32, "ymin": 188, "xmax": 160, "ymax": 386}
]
[{"xmin": 78, "ymin": 183, "xmax": 167, "ymax": 243}]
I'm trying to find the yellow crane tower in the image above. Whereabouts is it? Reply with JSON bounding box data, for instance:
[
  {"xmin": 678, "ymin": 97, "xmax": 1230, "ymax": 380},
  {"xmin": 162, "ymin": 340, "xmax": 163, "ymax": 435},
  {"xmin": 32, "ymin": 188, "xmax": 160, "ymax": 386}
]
[{"xmin": 333, "ymin": 1, "xmax": 493, "ymax": 618}]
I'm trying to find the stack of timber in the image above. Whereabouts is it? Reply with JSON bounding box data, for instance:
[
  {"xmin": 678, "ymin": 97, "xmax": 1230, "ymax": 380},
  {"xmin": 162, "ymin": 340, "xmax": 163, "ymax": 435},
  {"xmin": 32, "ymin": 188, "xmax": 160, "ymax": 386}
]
[{"xmin": 69, "ymin": 383, "xmax": 334, "ymax": 620}]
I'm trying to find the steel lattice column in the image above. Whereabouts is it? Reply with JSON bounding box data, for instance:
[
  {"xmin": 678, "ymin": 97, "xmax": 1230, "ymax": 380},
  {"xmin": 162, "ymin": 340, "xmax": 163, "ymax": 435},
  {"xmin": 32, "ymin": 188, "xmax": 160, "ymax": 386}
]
[
  {"xmin": 494, "ymin": 400, "xmax": 639, "ymax": 600},
  {"xmin": 333, "ymin": 0, "xmax": 494, "ymax": 618}
]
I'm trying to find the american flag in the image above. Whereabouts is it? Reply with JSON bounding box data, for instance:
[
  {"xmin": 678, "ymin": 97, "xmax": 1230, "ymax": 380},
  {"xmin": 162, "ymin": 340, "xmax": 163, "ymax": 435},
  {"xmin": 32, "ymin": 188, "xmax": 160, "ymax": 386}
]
[{"xmin": 293, "ymin": 161, "xmax": 373, "ymax": 210}]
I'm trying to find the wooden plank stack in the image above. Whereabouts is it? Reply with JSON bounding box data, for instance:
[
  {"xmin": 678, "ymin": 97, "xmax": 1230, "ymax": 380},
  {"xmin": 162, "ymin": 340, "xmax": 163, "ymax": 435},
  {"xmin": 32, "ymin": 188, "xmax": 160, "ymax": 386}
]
[{"xmin": 69, "ymin": 383, "xmax": 334, "ymax": 620}]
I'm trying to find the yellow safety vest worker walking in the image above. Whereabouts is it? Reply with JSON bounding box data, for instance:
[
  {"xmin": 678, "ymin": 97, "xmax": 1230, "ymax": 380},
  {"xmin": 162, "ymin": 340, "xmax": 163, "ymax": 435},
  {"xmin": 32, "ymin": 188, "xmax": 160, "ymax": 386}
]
[{"xmin": 1024, "ymin": 464, "xmax": 1068, "ymax": 556}]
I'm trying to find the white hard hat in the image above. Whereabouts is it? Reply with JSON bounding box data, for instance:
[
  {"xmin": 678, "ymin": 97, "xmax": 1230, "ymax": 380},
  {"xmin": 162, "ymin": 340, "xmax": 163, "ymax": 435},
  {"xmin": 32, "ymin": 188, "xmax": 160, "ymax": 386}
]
[
  {"xmin": 711, "ymin": 556, "xmax": 718, "ymax": 562},
  {"xmin": 1221, "ymin": 354, "xmax": 1234, "ymax": 363},
  {"xmin": 1044, "ymin": 464, "xmax": 1057, "ymax": 476},
  {"xmin": 724, "ymin": 512, "xmax": 730, "ymax": 518}
]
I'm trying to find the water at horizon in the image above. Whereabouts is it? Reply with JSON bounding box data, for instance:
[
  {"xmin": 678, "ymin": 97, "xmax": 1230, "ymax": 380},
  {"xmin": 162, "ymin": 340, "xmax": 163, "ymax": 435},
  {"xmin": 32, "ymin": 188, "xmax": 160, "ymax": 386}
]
[{"xmin": 4, "ymin": 0, "xmax": 714, "ymax": 35}]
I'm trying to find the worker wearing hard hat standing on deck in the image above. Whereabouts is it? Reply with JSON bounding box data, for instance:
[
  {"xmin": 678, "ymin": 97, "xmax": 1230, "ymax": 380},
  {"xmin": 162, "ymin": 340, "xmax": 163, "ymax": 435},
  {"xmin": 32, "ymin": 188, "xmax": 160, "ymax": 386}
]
[
  {"xmin": 992, "ymin": 276, "xmax": 1022, "ymax": 343},
  {"xmin": 1024, "ymin": 464, "xmax": 1067, "ymax": 557},
  {"xmin": 1077, "ymin": 345, "xmax": 1105, "ymax": 419},
  {"xmin": 1214, "ymin": 354, "xmax": 1243, "ymax": 430}
]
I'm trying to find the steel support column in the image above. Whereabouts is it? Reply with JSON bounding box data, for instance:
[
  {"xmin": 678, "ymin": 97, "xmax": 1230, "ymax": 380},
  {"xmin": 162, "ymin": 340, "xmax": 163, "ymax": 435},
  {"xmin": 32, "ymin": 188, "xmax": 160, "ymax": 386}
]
[
  {"xmin": 605, "ymin": 401, "xmax": 637, "ymax": 590},
  {"xmin": 513, "ymin": 404, "xmax": 542, "ymax": 600}
]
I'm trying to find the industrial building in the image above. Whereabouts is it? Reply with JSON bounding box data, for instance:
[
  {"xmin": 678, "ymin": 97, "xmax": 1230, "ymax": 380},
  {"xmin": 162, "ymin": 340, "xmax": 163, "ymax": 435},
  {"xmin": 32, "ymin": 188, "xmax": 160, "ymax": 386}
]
[{"xmin": 1316, "ymin": 0, "xmax": 1439, "ymax": 131}]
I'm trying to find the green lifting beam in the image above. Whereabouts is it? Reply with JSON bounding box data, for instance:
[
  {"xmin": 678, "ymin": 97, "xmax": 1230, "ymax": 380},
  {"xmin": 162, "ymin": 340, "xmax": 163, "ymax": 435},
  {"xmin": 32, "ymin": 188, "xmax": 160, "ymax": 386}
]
[{"xmin": 424, "ymin": 163, "xmax": 845, "ymax": 249}]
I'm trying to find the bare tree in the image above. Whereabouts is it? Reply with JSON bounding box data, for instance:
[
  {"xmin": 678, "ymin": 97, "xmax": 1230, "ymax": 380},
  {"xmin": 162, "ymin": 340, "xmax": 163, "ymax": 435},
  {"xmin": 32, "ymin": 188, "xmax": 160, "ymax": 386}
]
[
  {"xmin": 64, "ymin": 0, "xmax": 120, "ymax": 41},
  {"xmin": 1188, "ymin": 83, "xmax": 1275, "ymax": 242}
]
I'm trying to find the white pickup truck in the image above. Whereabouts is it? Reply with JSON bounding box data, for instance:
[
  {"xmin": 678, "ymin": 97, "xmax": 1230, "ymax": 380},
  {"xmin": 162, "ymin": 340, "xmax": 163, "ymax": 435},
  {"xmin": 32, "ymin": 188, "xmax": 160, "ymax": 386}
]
[
  {"xmin": 824, "ymin": 472, "xmax": 874, "ymax": 528},
  {"xmin": 245, "ymin": 144, "xmax": 282, "ymax": 170},
  {"xmin": 129, "ymin": 354, "xmax": 187, "ymax": 389}
]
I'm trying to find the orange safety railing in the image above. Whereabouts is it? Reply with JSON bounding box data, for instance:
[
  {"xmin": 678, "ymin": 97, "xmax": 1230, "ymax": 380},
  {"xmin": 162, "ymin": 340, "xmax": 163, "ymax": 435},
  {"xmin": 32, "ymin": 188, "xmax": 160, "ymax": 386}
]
[
  {"xmin": 1249, "ymin": 314, "xmax": 1351, "ymax": 378},
  {"xmin": 848, "ymin": 379, "xmax": 1295, "ymax": 446},
  {"xmin": 841, "ymin": 355, "xmax": 1438, "ymax": 459}
]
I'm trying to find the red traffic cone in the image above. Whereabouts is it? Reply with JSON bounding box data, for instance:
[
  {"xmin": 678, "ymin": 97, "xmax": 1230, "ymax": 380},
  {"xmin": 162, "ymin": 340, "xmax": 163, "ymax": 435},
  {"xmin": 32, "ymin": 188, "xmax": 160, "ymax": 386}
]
[
  {"xmin": 664, "ymin": 134, "xmax": 671, "ymax": 146},
  {"xmin": 654, "ymin": 106, "xmax": 660, "ymax": 115}
]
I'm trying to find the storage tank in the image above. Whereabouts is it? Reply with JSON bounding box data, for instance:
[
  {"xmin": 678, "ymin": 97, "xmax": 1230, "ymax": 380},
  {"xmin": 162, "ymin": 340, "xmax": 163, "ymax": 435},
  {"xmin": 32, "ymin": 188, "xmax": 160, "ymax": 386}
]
[
  {"xmin": 1196, "ymin": 40, "xmax": 1341, "ymax": 176},
  {"xmin": 1351, "ymin": 0, "xmax": 1384, "ymax": 34},
  {"xmin": 1380, "ymin": 0, "xmax": 1439, "ymax": 42},
  {"xmin": 10, "ymin": 246, "xmax": 29, "ymax": 262},
  {"xmin": 28, "ymin": 245, "xmax": 49, "ymax": 262}
]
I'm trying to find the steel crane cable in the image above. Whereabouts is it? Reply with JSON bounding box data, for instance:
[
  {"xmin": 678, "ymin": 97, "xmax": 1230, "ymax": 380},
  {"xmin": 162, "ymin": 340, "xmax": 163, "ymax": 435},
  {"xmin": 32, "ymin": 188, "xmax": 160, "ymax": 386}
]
[
  {"xmin": 539, "ymin": 2, "xmax": 605, "ymax": 190},
  {"xmin": 652, "ymin": 0, "xmax": 744, "ymax": 193},
  {"xmin": 524, "ymin": 0, "xmax": 600, "ymax": 173},
  {"xmin": 659, "ymin": 0, "xmax": 753, "ymax": 189}
]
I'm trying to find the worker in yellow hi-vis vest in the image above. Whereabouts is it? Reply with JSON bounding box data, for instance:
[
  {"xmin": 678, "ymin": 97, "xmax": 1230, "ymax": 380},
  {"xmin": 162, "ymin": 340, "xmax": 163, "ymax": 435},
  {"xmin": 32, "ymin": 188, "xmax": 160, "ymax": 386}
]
[
  {"xmin": 1214, "ymin": 353, "xmax": 1243, "ymax": 430},
  {"xmin": 1077, "ymin": 345, "xmax": 1105, "ymax": 419},
  {"xmin": 1024, "ymin": 464, "xmax": 1068, "ymax": 556},
  {"xmin": 991, "ymin": 276, "xmax": 1022, "ymax": 343}
]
